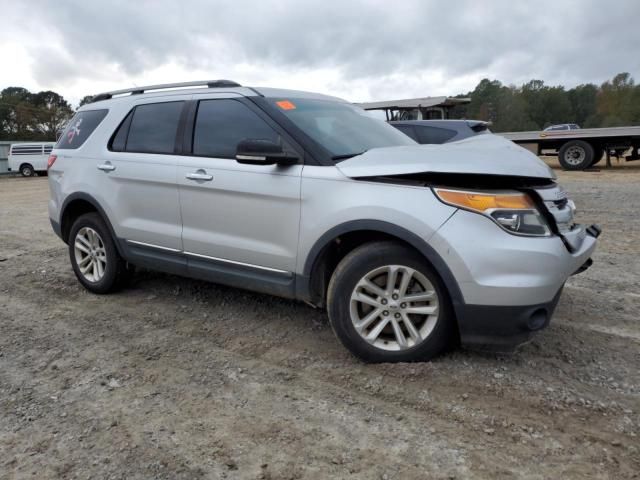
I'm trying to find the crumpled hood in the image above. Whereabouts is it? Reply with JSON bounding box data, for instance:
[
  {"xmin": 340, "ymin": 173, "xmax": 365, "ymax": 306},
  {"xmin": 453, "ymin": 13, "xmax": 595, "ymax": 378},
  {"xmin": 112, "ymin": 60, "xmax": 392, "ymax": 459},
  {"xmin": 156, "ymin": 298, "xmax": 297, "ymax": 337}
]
[{"xmin": 336, "ymin": 134, "xmax": 556, "ymax": 180}]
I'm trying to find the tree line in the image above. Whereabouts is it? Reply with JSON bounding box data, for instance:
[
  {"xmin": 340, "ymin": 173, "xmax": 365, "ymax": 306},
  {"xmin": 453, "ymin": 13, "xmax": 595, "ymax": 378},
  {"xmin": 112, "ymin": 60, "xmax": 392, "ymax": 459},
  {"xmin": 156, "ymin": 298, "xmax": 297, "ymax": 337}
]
[
  {"xmin": 1, "ymin": 72, "xmax": 639, "ymax": 140},
  {"xmin": 452, "ymin": 72, "xmax": 640, "ymax": 132},
  {"xmin": 0, "ymin": 87, "xmax": 74, "ymax": 141}
]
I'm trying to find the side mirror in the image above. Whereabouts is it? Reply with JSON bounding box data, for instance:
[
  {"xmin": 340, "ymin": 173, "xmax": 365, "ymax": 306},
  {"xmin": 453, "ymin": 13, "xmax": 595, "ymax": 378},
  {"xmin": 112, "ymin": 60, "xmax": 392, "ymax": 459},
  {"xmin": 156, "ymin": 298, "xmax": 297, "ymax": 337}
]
[{"xmin": 235, "ymin": 139, "xmax": 298, "ymax": 166}]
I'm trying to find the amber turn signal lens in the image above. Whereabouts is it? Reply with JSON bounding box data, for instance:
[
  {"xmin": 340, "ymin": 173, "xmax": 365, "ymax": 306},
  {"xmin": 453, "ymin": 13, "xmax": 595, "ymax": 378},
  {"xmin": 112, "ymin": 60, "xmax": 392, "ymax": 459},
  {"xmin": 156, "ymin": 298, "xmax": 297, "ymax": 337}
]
[{"xmin": 434, "ymin": 188, "xmax": 535, "ymax": 212}]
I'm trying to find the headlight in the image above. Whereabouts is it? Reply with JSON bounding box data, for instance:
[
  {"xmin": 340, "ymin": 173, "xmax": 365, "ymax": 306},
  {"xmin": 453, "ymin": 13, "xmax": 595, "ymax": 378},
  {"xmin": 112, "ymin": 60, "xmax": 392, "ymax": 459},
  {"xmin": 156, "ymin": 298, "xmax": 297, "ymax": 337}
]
[{"xmin": 433, "ymin": 188, "xmax": 551, "ymax": 237}]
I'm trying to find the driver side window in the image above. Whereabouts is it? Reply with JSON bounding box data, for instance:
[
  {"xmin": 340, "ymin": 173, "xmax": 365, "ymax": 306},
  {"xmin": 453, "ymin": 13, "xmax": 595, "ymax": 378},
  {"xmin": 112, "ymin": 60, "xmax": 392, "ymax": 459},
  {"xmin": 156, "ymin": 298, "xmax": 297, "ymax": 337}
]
[{"xmin": 193, "ymin": 99, "xmax": 280, "ymax": 158}]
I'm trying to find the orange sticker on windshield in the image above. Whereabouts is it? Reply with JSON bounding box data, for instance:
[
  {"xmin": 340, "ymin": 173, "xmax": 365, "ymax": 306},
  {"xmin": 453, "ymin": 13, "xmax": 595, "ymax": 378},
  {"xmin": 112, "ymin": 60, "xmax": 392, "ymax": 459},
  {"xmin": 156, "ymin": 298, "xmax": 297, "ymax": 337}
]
[{"xmin": 276, "ymin": 100, "xmax": 296, "ymax": 110}]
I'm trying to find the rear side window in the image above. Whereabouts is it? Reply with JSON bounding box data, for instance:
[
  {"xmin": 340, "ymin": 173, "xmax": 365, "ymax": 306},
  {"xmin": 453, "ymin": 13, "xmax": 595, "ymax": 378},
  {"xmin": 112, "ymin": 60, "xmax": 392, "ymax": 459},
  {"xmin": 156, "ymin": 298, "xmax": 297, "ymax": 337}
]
[
  {"xmin": 193, "ymin": 99, "xmax": 279, "ymax": 158},
  {"xmin": 56, "ymin": 109, "xmax": 108, "ymax": 150},
  {"xmin": 415, "ymin": 126, "xmax": 457, "ymax": 144},
  {"xmin": 124, "ymin": 102, "xmax": 184, "ymax": 154}
]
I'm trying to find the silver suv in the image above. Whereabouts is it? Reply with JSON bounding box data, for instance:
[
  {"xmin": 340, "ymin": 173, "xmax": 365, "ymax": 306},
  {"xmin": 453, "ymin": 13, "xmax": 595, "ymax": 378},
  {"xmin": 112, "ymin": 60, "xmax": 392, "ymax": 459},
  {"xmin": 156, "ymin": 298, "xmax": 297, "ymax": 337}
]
[{"xmin": 47, "ymin": 80, "xmax": 600, "ymax": 362}]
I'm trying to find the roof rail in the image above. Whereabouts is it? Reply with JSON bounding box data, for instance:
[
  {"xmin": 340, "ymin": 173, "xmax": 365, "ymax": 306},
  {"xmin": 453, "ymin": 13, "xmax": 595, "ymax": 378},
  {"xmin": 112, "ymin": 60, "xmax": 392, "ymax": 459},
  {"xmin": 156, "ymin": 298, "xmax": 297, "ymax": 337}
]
[{"xmin": 89, "ymin": 79, "xmax": 242, "ymax": 103}]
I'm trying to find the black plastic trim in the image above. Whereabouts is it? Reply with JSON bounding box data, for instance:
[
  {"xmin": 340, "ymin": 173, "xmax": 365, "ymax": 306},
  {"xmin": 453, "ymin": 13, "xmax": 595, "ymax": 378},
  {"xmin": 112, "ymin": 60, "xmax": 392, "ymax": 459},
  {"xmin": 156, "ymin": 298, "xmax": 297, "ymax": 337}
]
[
  {"xmin": 91, "ymin": 93, "xmax": 111, "ymax": 103},
  {"xmin": 58, "ymin": 193, "xmax": 124, "ymax": 257},
  {"xmin": 120, "ymin": 240, "xmax": 188, "ymax": 276},
  {"xmin": 457, "ymin": 287, "xmax": 563, "ymax": 352},
  {"xmin": 187, "ymin": 255, "xmax": 295, "ymax": 298},
  {"xmin": 181, "ymin": 100, "xmax": 198, "ymax": 155},
  {"xmin": 586, "ymin": 224, "xmax": 602, "ymax": 238},
  {"xmin": 299, "ymin": 219, "xmax": 466, "ymax": 318},
  {"xmin": 117, "ymin": 240, "xmax": 295, "ymax": 298},
  {"xmin": 50, "ymin": 219, "xmax": 62, "ymax": 240},
  {"xmin": 206, "ymin": 80, "xmax": 241, "ymax": 88},
  {"xmin": 572, "ymin": 258, "xmax": 593, "ymax": 275}
]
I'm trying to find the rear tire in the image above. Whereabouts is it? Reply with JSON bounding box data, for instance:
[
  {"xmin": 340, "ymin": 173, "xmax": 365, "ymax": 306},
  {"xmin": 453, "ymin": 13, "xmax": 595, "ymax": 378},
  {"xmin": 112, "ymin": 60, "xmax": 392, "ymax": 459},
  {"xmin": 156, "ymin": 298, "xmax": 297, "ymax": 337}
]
[
  {"xmin": 558, "ymin": 140, "xmax": 594, "ymax": 170},
  {"xmin": 68, "ymin": 213, "xmax": 131, "ymax": 294},
  {"xmin": 327, "ymin": 241, "xmax": 455, "ymax": 363},
  {"xmin": 20, "ymin": 164, "xmax": 35, "ymax": 177}
]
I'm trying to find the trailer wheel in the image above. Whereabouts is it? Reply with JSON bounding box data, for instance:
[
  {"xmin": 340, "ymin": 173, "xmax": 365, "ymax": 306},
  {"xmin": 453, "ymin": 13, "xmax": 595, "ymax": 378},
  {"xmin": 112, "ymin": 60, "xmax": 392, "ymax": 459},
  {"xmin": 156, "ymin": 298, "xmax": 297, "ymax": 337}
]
[{"xmin": 558, "ymin": 140, "xmax": 594, "ymax": 170}]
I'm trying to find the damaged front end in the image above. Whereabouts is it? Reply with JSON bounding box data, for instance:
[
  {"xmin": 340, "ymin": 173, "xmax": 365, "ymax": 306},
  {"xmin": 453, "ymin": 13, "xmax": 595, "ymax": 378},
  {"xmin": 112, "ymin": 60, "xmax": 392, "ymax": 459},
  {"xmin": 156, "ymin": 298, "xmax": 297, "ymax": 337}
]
[{"xmin": 336, "ymin": 135, "xmax": 599, "ymax": 262}]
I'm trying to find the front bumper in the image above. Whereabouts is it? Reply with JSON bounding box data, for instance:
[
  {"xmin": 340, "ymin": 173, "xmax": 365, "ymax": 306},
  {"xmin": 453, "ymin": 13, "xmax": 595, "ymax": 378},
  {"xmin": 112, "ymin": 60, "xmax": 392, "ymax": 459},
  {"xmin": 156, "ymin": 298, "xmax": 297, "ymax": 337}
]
[
  {"xmin": 456, "ymin": 287, "xmax": 564, "ymax": 352},
  {"xmin": 429, "ymin": 209, "xmax": 599, "ymax": 351}
]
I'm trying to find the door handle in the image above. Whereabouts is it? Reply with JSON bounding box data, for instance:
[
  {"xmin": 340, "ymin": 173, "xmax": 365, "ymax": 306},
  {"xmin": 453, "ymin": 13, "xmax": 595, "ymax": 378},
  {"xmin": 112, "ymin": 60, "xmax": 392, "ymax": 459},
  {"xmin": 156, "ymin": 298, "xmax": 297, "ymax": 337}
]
[
  {"xmin": 97, "ymin": 162, "xmax": 116, "ymax": 172},
  {"xmin": 185, "ymin": 170, "xmax": 213, "ymax": 181}
]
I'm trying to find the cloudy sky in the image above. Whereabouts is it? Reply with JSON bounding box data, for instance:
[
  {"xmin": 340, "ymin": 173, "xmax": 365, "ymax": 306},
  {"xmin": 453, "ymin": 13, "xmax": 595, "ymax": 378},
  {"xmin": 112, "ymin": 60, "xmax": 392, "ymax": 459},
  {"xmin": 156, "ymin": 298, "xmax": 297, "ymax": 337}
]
[{"xmin": 1, "ymin": 0, "xmax": 638, "ymax": 107}]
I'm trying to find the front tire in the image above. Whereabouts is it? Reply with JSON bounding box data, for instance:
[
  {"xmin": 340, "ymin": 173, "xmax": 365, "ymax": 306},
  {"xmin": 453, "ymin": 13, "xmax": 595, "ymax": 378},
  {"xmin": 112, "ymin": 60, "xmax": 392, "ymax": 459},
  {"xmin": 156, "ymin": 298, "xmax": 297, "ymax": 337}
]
[
  {"xmin": 327, "ymin": 241, "xmax": 455, "ymax": 363},
  {"xmin": 68, "ymin": 213, "xmax": 131, "ymax": 294}
]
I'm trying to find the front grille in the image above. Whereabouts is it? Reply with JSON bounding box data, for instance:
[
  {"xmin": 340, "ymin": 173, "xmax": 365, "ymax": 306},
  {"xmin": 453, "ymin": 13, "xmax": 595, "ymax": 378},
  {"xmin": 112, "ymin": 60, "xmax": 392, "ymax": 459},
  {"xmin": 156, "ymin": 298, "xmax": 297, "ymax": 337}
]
[{"xmin": 534, "ymin": 185, "xmax": 586, "ymax": 251}]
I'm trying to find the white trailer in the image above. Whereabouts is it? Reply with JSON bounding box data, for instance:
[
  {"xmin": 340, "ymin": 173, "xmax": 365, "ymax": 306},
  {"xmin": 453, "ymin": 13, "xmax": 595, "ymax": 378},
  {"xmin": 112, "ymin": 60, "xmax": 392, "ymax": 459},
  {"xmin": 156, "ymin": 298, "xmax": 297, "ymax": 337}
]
[{"xmin": 500, "ymin": 126, "xmax": 640, "ymax": 170}]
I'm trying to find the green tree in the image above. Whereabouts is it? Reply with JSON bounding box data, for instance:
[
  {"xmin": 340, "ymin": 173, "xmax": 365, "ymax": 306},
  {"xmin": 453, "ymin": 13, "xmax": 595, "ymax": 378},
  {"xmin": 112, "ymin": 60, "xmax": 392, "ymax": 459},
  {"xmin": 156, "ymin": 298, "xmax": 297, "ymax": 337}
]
[
  {"xmin": 598, "ymin": 72, "xmax": 636, "ymax": 126},
  {"xmin": 521, "ymin": 80, "xmax": 572, "ymax": 129},
  {"xmin": 493, "ymin": 87, "xmax": 537, "ymax": 132},
  {"xmin": 33, "ymin": 90, "xmax": 74, "ymax": 139},
  {"xmin": 567, "ymin": 83, "xmax": 598, "ymax": 127},
  {"xmin": 466, "ymin": 79, "xmax": 504, "ymax": 123},
  {"xmin": 78, "ymin": 95, "xmax": 94, "ymax": 107},
  {"xmin": 0, "ymin": 87, "xmax": 74, "ymax": 140},
  {"xmin": 0, "ymin": 87, "xmax": 35, "ymax": 139}
]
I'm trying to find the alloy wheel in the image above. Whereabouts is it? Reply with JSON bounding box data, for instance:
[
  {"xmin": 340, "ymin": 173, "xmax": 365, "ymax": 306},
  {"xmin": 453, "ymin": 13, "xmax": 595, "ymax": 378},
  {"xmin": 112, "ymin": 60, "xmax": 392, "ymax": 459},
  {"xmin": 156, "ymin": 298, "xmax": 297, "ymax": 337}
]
[
  {"xmin": 349, "ymin": 265, "xmax": 439, "ymax": 351},
  {"xmin": 74, "ymin": 227, "xmax": 107, "ymax": 282}
]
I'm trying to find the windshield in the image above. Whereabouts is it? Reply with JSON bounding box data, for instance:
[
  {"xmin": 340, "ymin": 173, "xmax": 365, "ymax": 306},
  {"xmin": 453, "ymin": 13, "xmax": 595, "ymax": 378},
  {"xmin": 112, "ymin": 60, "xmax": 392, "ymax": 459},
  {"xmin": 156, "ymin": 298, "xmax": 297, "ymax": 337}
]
[{"xmin": 268, "ymin": 98, "xmax": 416, "ymax": 160}]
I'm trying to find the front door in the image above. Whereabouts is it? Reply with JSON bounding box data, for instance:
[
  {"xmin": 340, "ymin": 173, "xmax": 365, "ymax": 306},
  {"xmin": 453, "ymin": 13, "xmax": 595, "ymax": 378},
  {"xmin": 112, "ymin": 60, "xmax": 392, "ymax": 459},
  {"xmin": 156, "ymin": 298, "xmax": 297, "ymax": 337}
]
[{"xmin": 177, "ymin": 97, "xmax": 302, "ymax": 280}]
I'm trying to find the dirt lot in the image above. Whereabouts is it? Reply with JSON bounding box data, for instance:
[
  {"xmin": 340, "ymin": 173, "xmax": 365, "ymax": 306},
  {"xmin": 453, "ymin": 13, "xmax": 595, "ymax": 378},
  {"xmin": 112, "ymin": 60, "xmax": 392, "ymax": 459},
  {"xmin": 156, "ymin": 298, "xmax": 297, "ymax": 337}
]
[{"xmin": 1, "ymin": 163, "xmax": 639, "ymax": 480}]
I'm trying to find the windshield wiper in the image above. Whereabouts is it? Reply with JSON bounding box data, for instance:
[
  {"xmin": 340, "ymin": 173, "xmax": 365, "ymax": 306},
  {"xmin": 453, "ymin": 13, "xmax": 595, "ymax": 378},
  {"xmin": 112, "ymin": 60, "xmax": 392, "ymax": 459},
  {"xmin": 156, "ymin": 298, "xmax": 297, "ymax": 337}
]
[{"xmin": 331, "ymin": 151, "xmax": 367, "ymax": 161}]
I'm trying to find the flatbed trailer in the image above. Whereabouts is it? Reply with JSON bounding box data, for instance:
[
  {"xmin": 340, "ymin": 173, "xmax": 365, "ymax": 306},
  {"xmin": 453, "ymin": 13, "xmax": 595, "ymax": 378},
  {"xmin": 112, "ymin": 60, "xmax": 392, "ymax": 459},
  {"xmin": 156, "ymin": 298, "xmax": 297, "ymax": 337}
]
[{"xmin": 500, "ymin": 126, "xmax": 640, "ymax": 170}]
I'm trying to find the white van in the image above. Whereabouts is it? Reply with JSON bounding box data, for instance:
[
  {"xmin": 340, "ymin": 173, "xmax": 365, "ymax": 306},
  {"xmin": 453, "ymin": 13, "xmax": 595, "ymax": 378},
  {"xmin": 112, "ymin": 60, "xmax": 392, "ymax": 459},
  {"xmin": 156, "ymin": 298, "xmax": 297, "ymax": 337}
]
[{"xmin": 8, "ymin": 143, "xmax": 55, "ymax": 177}]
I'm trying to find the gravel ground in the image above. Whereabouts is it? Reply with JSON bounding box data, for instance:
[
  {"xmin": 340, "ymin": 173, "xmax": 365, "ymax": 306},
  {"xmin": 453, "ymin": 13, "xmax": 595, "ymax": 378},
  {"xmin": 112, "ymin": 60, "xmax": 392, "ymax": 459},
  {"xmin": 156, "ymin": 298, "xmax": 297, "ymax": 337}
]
[{"xmin": 0, "ymin": 162, "xmax": 639, "ymax": 479}]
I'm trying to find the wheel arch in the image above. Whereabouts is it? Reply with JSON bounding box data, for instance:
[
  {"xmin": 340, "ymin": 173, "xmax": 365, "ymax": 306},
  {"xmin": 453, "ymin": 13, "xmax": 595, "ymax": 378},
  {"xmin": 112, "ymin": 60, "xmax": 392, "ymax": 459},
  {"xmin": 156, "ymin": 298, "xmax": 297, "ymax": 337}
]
[
  {"xmin": 60, "ymin": 193, "xmax": 123, "ymax": 256},
  {"xmin": 298, "ymin": 220, "xmax": 465, "ymax": 321}
]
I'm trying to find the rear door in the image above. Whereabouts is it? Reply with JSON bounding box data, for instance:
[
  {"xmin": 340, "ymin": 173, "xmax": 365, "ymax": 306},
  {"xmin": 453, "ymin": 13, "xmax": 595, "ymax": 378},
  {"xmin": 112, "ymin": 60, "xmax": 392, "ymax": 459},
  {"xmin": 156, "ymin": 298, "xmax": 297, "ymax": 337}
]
[
  {"xmin": 177, "ymin": 95, "xmax": 303, "ymax": 277},
  {"xmin": 100, "ymin": 97, "xmax": 187, "ymax": 254}
]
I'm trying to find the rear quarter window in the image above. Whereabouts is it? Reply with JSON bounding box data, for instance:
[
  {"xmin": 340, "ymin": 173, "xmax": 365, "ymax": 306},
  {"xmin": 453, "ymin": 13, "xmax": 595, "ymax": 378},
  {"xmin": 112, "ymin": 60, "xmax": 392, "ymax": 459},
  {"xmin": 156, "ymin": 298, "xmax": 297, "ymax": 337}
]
[{"xmin": 56, "ymin": 109, "xmax": 108, "ymax": 150}]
